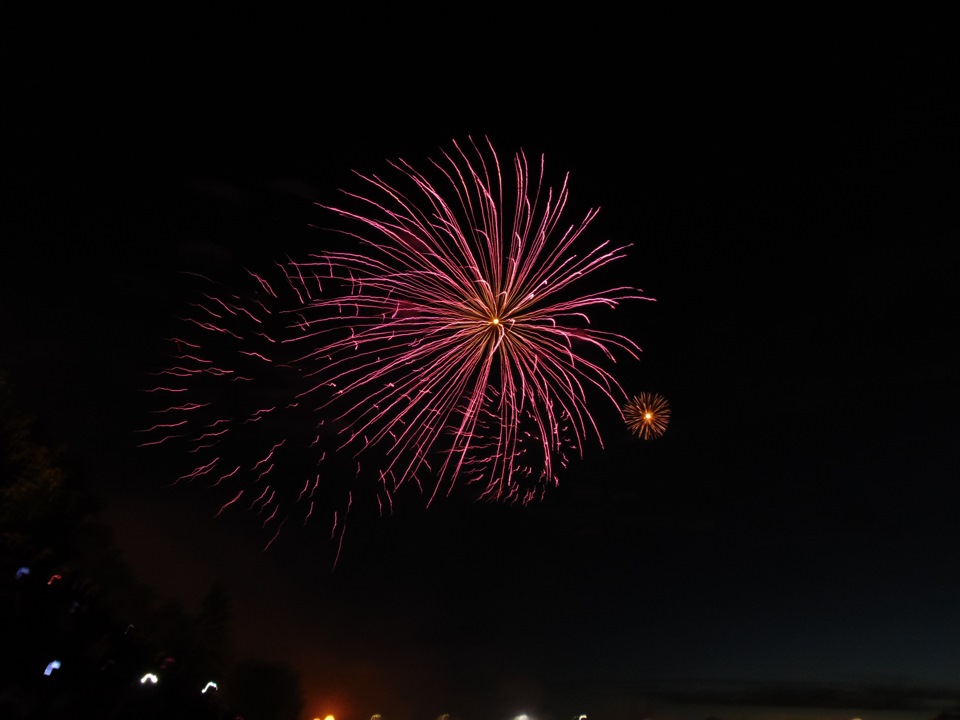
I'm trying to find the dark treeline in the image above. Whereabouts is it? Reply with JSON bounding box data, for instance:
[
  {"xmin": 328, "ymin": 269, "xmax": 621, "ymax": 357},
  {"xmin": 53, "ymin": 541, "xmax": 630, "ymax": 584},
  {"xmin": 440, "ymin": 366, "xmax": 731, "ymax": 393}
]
[{"xmin": 0, "ymin": 369, "xmax": 303, "ymax": 720}]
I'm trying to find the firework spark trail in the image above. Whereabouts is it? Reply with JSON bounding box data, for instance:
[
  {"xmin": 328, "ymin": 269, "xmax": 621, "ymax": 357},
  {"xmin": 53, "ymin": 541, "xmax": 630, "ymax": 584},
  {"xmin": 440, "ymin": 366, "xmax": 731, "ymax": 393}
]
[
  {"xmin": 284, "ymin": 136, "xmax": 654, "ymax": 505},
  {"xmin": 138, "ymin": 269, "xmax": 342, "ymax": 548}
]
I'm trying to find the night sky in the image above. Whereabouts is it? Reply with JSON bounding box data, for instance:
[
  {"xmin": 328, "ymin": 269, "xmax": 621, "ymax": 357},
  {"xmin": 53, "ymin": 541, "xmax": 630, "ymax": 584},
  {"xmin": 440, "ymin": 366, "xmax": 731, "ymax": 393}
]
[{"xmin": 3, "ymin": 17, "xmax": 959, "ymax": 720}]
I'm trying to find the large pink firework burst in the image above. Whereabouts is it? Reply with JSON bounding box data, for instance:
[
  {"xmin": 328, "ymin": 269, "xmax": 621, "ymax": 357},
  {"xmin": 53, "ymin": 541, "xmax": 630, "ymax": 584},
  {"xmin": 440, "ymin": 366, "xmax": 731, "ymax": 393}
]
[
  {"xmin": 141, "ymin": 138, "xmax": 653, "ymax": 557},
  {"xmin": 281, "ymin": 136, "xmax": 654, "ymax": 507}
]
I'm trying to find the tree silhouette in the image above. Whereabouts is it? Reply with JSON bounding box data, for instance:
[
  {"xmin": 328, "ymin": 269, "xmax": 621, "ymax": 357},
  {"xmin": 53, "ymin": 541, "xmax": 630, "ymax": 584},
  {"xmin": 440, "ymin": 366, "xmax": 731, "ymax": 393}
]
[{"xmin": 0, "ymin": 369, "xmax": 304, "ymax": 719}]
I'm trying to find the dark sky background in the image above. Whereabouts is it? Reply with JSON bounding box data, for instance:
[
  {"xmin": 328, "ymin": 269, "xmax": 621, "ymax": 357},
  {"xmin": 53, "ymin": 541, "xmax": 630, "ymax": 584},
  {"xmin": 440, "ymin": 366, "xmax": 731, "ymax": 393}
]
[{"xmin": 3, "ymin": 16, "xmax": 959, "ymax": 720}]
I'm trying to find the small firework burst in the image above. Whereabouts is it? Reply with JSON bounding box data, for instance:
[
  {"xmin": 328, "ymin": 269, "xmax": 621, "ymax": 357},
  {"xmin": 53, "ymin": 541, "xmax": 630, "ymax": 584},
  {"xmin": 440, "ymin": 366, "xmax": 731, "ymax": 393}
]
[{"xmin": 624, "ymin": 393, "xmax": 670, "ymax": 439}]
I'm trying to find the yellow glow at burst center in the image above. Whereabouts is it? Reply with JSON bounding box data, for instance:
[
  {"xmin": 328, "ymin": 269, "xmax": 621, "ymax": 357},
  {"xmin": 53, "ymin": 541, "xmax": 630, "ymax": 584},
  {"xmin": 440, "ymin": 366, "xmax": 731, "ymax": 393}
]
[
  {"xmin": 491, "ymin": 317, "xmax": 500, "ymax": 325},
  {"xmin": 644, "ymin": 412, "xmax": 653, "ymax": 420}
]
